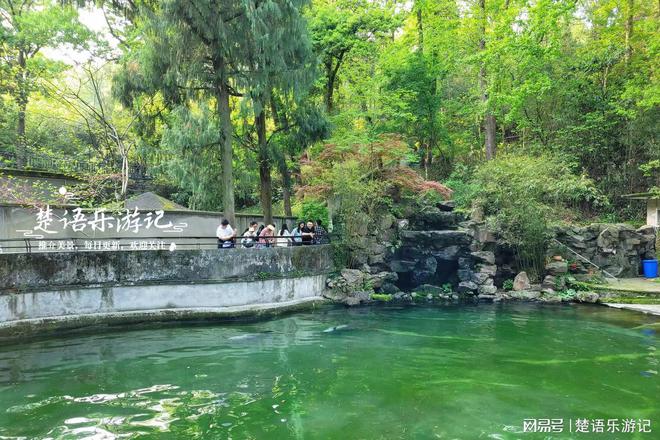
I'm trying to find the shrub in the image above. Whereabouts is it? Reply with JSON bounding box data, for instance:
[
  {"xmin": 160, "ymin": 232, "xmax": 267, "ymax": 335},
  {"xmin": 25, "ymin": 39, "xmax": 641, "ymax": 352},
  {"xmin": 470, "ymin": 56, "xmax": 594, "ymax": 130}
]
[
  {"xmin": 297, "ymin": 199, "xmax": 329, "ymax": 226},
  {"xmin": 472, "ymin": 154, "xmax": 606, "ymax": 280}
]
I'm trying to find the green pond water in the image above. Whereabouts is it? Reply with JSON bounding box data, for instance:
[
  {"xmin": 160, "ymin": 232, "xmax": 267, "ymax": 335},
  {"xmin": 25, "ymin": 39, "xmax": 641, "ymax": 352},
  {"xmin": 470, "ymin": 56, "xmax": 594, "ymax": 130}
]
[{"xmin": 0, "ymin": 303, "xmax": 658, "ymax": 439}]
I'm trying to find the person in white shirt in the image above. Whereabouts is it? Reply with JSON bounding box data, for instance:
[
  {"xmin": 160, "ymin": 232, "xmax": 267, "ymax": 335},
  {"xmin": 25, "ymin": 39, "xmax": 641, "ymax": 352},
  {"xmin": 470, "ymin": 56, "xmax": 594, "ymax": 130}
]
[
  {"xmin": 216, "ymin": 219, "xmax": 235, "ymax": 249},
  {"xmin": 276, "ymin": 223, "xmax": 292, "ymax": 247}
]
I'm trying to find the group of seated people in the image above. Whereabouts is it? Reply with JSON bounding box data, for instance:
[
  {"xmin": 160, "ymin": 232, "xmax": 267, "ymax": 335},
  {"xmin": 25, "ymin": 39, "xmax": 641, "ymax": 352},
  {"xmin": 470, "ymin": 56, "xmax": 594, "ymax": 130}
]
[{"xmin": 216, "ymin": 219, "xmax": 329, "ymax": 249}]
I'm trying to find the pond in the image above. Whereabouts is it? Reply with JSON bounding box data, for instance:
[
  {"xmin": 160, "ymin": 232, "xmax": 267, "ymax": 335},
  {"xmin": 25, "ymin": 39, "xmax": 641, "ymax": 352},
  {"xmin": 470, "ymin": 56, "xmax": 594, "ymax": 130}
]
[{"xmin": 0, "ymin": 304, "xmax": 657, "ymax": 439}]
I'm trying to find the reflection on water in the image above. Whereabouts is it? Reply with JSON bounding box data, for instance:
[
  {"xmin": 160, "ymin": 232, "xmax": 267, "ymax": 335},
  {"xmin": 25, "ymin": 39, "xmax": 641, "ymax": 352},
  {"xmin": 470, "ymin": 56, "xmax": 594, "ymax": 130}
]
[{"xmin": 0, "ymin": 303, "xmax": 657, "ymax": 439}]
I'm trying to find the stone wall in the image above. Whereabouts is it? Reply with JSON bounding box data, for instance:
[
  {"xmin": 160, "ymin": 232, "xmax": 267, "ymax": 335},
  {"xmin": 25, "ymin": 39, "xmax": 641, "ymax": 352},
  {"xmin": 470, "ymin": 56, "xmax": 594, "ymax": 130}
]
[
  {"xmin": 548, "ymin": 224, "xmax": 656, "ymax": 278},
  {"xmin": 0, "ymin": 246, "xmax": 333, "ymax": 339}
]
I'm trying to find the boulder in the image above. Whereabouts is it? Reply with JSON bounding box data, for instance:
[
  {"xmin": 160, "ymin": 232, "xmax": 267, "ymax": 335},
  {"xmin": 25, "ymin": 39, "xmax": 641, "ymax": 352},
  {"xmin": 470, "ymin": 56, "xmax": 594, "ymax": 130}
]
[
  {"xmin": 458, "ymin": 257, "xmax": 474, "ymax": 269},
  {"xmin": 471, "ymin": 272, "xmax": 491, "ymax": 285},
  {"xmin": 367, "ymin": 271, "xmax": 398, "ymax": 289},
  {"xmin": 410, "ymin": 208, "xmax": 461, "ymax": 230},
  {"xmin": 418, "ymin": 284, "xmax": 444, "ymax": 295},
  {"xmin": 540, "ymin": 292, "xmax": 562, "ymax": 303},
  {"xmin": 341, "ymin": 268, "xmax": 365, "ymax": 287},
  {"xmin": 576, "ymin": 291, "xmax": 599, "ymax": 303},
  {"xmin": 477, "ymin": 284, "xmax": 498, "ymax": 295},
  {"xmin": 545, "ymin": 261, "xmax": 568, "ymax": 276},
  {"xmin": 476, "ymin": 264, "xmax": 497, "ymax": 276},
  {"xmin": 400, "ymin": 230, "xmax": 471, "ymax": 247},
  {"xmin": 508, "ymin": 290, "xmax": 541, "ymax": 300},
  {"xmin": 380, "ymin": 282, "xmax": 400, "ymax": 294},
  {"xmin": 542, "ymin": 275, "xmax": 565, "ymax": 290},
  {"xmin": 420, "ymin": 256, "xmax": 438, "ymax": 273},
  {"xmin": 458, "ymin": 281, "xmax": 478, "ymax": 293},
  {"xmin": 512, "ymin": 272, "xmax": 531, "ymax": 291},
  {"xmin": 471, "ymin": 251, "xmax": 495, "ymax": 265},
  {"xmin": 458, "ymin": 269, "xmax": 472, "ymax": 281},
  {"xmin": 389, "ymin": 259, "xmax": 417, "ymax": 272},
  {"xmin": 433, "ymin": 246, "xmax": 461, "ymax": 260}
]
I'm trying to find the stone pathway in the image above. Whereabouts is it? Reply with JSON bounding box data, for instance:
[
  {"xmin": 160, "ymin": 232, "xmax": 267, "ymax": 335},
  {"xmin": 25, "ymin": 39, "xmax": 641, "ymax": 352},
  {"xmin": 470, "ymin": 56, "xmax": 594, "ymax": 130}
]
[
  {"xmin": 603, "ymin": 303, "xmax": 660, "ymax": 316},
  {"xmin": 602, "ymin": 277, "xmax": 660, "ymax": 294}
]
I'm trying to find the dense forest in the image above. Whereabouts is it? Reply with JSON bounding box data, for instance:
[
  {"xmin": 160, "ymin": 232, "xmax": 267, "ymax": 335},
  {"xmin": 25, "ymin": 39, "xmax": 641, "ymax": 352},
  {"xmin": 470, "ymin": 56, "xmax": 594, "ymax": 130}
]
[{"xmin": 0, "ymin": 0, "xmax": 658, "ymax": 230}]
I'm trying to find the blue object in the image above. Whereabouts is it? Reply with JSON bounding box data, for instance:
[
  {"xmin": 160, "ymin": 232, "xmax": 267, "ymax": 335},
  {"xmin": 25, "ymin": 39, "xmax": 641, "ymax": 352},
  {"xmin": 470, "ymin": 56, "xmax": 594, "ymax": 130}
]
[{"xmin": 642, "ymin": 259, "xmax": 658, "ymax": 278}]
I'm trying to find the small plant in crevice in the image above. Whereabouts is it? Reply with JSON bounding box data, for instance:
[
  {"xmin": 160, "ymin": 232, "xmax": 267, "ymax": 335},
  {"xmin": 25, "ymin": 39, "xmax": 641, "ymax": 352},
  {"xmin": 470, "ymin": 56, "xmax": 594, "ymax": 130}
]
[{"xmin": 503, "ymin": 279, "xmax": 514, "ymax": 291}]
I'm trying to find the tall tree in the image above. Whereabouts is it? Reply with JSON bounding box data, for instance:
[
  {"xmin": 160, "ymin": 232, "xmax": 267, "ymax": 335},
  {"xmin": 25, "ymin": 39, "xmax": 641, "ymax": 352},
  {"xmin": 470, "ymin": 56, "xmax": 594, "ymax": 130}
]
[
  {"xmin": 308, "ymin": 0, "xmax": 398, "ymax": 113},
  {"xmin": 0, "ymin": 0, "xmax": 91, "ymax": 165},
  {"xmin": 243, "ymin": 0, "xmax": 315, "ymax": 224}
]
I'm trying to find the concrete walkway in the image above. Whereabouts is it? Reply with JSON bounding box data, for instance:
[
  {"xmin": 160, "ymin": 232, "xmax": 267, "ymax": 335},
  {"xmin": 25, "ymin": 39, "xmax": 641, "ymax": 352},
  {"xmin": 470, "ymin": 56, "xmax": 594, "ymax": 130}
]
[
  {"xmin": 603, "ymin": 303, "xmax": 660, "ymax": 316},
  {"xmin": 602, "ymin": 277, "xmax": 660, "ymax": 294}
]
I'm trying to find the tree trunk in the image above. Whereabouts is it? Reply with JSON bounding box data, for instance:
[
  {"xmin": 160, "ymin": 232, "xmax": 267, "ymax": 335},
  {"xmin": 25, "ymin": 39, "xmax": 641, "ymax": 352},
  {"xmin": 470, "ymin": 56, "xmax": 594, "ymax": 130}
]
[
  {"xmin": 484, "ymin": 112, "xmax": 496, "ymax": 160},
  {"xmin": 324, "ymin": 60, "xmax": 335, "ymax": 113},
  {"xmin": 478, "ymin": 0, "xmax": 497, "ymax": 160},
  {"xmin": 624, "ymin": 0, "xmax": 634, "ymax": 63},
  {"xmin": 16, "ymin": 50, "xmax": 28, "ymax": 167},
  {"xmin": 324, "ymin": 52, "xmax": 345, "ymax": 114},
  {"xmin": 269, "ymin": 95, "xmax": 292, "ymax": 217},
  {"xmin": 217, "ymin": 84, "xmax": 235, "ymax": 226},
  {"xmin": 256, "ymin": 109, "xmax": 273, "ymax": 225},
  {"xmin": 280, "ymin": 163, "xmax": 292, "ymax": 217}
]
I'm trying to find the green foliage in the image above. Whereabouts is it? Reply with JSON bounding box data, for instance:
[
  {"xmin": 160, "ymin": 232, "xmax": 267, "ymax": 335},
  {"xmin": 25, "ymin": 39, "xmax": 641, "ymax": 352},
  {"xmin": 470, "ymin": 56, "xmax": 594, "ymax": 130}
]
[
  {"xmin": 370, "ymin": 293, "xmax": 392, "ymax": 302},
  {"xmin": 470, "ymin": 154, "xmax": 605, "ymax": 279},
  {"xmin": 297, "ymin": 200, "xmax": 329, "ymax": 225},
  {"xmin": 444, "ymin": 164, "xmax": 481, "ymax": 212},
  {"xmin": 503, "ymin": 279, "xmax": 514, "ymax": 291}
]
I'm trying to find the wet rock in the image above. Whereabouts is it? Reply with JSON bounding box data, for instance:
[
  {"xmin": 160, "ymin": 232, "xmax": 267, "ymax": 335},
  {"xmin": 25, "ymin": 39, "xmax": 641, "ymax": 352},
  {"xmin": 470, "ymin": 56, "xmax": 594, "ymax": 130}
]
[
  {"xmin": 512, "ymin": 272, "xmax": 531, "ymax": 291},
  {"xmin": 576, "ymin": 291, "xmax": 599, "ymax": 303},
  {"xmin": 418, "ymin": 284, "xmax": 444, "ymax": 295},
  {"xmin": 508, "ymin": 290, "xmax": 541, "ymax": 300},
  {"xmin": 540, "ymin": 289, "xmax": 562, "ymax": 303}
]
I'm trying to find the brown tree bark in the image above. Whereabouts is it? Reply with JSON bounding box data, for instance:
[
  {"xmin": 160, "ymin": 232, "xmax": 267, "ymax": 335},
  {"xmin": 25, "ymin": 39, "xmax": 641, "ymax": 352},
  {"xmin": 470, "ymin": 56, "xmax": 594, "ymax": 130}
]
[
  {"xmin": 216, "ymin": 81, "xmax": 235, "ymax": 226},
  {"xmin": 16, "ymin": 49, "xmax": 28, "ymax": 167},
  {"xmin": 256, "ymin": 109, "xmax": 273, "ymax": 225}
]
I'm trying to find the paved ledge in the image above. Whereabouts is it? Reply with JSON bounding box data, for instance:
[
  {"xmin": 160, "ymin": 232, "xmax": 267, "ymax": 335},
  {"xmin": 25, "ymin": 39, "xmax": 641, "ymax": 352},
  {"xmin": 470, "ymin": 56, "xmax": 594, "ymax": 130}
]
[
  {"xmin": 0, "ymin": 296, "xmax": 328, "ymax": 343},
  {"xmin": 603, "ymin": 303, "xmax": 660, "ymax": 316}
]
